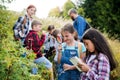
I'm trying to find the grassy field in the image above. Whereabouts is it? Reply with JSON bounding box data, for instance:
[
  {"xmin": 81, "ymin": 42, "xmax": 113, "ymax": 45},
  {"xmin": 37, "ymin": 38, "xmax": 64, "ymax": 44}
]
[{"xmin": 107, "ymin": 38, "xmax": 120, "ymax": 79}]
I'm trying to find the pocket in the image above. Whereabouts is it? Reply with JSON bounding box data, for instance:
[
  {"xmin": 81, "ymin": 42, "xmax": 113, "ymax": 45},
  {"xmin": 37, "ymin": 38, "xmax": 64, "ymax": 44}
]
[{"xmin": 69, "ymin": 50, "xmax": 78, "ymax": 57}]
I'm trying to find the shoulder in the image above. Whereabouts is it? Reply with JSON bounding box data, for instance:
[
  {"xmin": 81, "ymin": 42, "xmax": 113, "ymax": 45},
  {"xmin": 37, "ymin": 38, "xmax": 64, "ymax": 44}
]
[
  {"xmin": 78, "ymin": 41, "xmax": 83, "ymax": 45},
  {"xmin": 18, "ymin": 16, "xmax": 24, "ymax": 19},
  {"xmin": 78, "ymin": 42, "xmax": 85, "ymax": 48},
  {"xmin": 16, "ymin": 16, "xmax": 24, "ymax": 22},
  {"xmin": 28, "ymin": 30, "xmax": 37, "ymax": 36},
  {"xmin": 98, "ymin": 53, "xmax": 109, "ymax": 63},
  {"xmin": 77, "ymin": 15, "xmax": 85, "ymax": 21},
  {"xmin": 45, "ymin": 33, "xmax": 49, "ymax": 36},
  {"xmin": 78, "ymin": 42, "xmax": 86, "ymax": 52}
]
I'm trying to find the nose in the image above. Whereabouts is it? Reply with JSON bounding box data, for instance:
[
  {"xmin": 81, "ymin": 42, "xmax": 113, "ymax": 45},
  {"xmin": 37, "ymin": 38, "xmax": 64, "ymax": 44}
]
[{"xmin": 32, "ymin": 12, "xmax": 35, "ymax": 15}]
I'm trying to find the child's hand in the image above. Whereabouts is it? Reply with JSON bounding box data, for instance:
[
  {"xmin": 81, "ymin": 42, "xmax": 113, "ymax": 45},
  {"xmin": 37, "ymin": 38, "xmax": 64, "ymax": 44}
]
[
  {"xmin": 57, "ymin": 35, "xmax": 62, "ymax": 44},
  {"xmin": 77, "ymin": 62, "xmax": 90, "ymax": 72},
  {"xmin": 63, "ymin": 64, "xmax": 73, "ymax": 71},
  {"xmin": 58, "ymin": 44, "xmax": 62, "ymax": 53},
  {"xmin": 42, "ymin": 30, "xmax": 46, "ymax": 35}
]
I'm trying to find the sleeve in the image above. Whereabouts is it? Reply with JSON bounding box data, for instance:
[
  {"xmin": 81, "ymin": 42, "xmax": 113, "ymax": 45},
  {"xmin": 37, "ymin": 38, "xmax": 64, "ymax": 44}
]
[
  {"xmin": 44, "ymin": 33, "xmax": 50, "ymax": 44},
  {"xmin": 86, "ymin": 55, "xmax": 110, "ymax": 80},
  {"xmin": 31, "ymin": 33, "xmax": 45, "ymax": 48},
  {"xmin": 13, "ymin": 16, "xmax": 24, "ymax": 38},
  {"xmin": 13, "ymin": 16, "xmax": 24, "ymax": 30},
  {"xmin": 76, "ymin": 17, "xmax": 86, "ymax": 40},
  {"xmin": 81, "ymin": 43, "xmax": 86, "ymax": 53},
  {"xmin": 24, "ymin": 32, "xmax": 32, "ymax": 49},
  {"xmin": 38, "ymin": 34, "xmax": 46, "ymax": 47}
]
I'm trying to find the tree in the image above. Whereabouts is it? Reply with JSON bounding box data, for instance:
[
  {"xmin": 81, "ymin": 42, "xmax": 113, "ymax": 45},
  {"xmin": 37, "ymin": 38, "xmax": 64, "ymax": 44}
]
[
  {"xmin": 0, "ymin": 0, "xmax": 14, "ymax": 9},
  {"xmin": 48, "ymin": 6, "xmax": 61, "ymax": 17},
  {"xmin": 62, "ymin": 0, "xmax": 76, "ymax": 18},
  {"xmin": 82, "ymin": 0, "xmax": 120, "ymax": 40}
]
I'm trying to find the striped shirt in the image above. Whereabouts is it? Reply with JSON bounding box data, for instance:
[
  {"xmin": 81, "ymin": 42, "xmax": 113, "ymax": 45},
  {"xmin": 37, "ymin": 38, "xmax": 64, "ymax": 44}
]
[{"xmin": 81, "ymin": 53, "xmax": 110, "ymax": 80}]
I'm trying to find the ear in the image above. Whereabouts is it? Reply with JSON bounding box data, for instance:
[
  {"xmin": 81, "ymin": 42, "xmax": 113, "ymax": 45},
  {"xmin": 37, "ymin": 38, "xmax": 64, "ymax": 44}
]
[{"xmin": 73, "ymin": 31, "xmax": 76, "ymax": 37}]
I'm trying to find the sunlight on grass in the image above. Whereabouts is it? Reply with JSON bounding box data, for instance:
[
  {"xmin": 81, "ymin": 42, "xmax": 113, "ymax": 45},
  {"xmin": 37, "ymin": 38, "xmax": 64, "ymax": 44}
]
[{"xmin": 104, "ymin": 34, "xmax": 120, "ymax": 79}]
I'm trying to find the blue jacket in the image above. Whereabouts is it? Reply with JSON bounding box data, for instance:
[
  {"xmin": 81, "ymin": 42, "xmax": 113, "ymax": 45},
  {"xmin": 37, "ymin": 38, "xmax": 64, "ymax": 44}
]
[{"xmin": 73, "ymin": 15, "xmax": 87, "ymax": 40}]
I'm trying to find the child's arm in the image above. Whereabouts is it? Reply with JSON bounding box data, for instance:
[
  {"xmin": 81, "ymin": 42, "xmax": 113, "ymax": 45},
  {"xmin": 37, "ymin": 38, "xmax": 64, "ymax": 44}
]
[
  {"xmin": 44, "ymin": 33, "xmax": 50, "ymax": 43},
  {"xmin": 78, "ymin": 42, "xmax": 86, "ymax": 59},
  {"xmin": 63, "ymin": 64, "xmax": 76, "ymax": 71},
  {"xmin": 39, "ymin": 34, "xmax": 46, "ymax": 46},
  {"xmin": 36, "ymin": 31, "xmax": 46, "ymax": 46},
  {"xmin": 78, "ymin": 54, "xmax": 110, "ymax": 80},
  {"xmin": 57, "ymin": 45, "xmax": 62, "ymax": 64}
]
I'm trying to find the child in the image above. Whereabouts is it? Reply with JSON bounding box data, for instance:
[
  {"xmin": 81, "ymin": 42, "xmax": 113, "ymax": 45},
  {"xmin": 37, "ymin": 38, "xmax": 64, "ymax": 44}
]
[
  {"xmin": 13, "ymin": 5, "xmax": 36, "ymax": 45},
  {"xmin": 24, "ymin": 20, "xmax": 54, "ymax": 80},
  {"xmin": 52, "ymin": 29, "xmax": 62, "ymax": 62},
  {"xmin": 44, "ymin": 25, "xmax": 55, "ymax": 58},
  {"xmin": 52, "ymin": 29, "xmax": 62, "ymax": 78},
  {"xmin": 57, "ymin": 23, "xmax": 86, "ymax": 80},
  {"xmin": 77, "ymin": 28, "xmax": 117, "ymax": 80}
]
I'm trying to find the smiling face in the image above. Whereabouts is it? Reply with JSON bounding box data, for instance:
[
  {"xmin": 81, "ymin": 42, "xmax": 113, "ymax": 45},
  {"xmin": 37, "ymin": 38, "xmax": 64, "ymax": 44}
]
[
  {"xmin": 32, "ymin": 24, "xmax": 42, "ymax": 32},
  {"xmin": 62, "ymin": 31, "xmax": 74, "ymax": 44},
  {"xmin": 83, "ymin": 39, "xmax": 95, "ymax": 53},
  {"xmin": 27, "ymin": 7, "xmax": 36, "ymax": 17},
  {"xmin": 36, "ymin": 24, "xmax": 42, "ymax": 32}
]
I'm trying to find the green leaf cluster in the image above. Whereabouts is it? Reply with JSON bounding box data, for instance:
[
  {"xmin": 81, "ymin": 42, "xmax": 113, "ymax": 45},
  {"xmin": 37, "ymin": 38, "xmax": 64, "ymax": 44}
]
[
  {"xmin": 0, "ymin": 9, "xmax": 51, "ymax": 80},
  {"xmin": 82, "ymin": 0, "xmax": 120, "ymax": 40}
]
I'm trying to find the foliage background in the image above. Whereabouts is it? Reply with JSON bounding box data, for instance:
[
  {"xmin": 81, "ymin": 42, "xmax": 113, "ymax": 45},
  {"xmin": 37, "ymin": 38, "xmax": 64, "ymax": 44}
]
[{"xmin": 0, "ymin": 0, "xmax": 120, "ymax": 80}]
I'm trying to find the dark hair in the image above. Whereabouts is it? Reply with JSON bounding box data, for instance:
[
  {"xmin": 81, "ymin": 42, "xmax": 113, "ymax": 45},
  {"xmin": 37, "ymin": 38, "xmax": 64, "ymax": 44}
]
[
  {"xmin": 52, "ymin": 29, "xmax": 60, "ymax": 38},
  {"xmin": 27, "ymin": 4, "xmax": 36, "ymax": 12},
  {"xmin": 62, "ymin": 23, "xmax": 75, "ymax": 34},
  {"xmin": 31, "ymin": 20, "xmax": 42, "ymax": 28},
  {"xmin": 47, "ymin": 25, "xmax": 55, "ymax": 31},
  {"xmin": 82, "ymin": 28, "xmax": 117, "ymax": 71}
]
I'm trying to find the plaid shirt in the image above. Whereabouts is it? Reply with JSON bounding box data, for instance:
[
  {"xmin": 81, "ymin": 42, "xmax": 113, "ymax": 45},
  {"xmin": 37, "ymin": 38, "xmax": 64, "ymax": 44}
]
[
  {"xmin": 13, "ymin": 15, "xmax": 31, "ymax": 39},
  {"xmin": 81, "ymin": 53, "xmax": 110, "ymax": 80},
  {"xmin": 24, "ymin": 30, "xmax": 45, "ymax": 58}
]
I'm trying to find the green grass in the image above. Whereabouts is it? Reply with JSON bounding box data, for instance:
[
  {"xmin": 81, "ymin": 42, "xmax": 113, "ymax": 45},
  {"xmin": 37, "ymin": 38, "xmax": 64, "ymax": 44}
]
[{"xmin": 107, "ymin": 38, "xmax": 120, "ymax": 79}]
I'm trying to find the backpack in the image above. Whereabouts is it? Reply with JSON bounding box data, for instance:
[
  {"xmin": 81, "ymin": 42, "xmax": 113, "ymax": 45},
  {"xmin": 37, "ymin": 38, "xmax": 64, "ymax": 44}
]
[
  {"xmin": 13, "ymin": 16, "xmax": 27, "ymax": 40},
  {"xmin": 84, "ymin": 21, "xmax": 91, "ymax": 31}
]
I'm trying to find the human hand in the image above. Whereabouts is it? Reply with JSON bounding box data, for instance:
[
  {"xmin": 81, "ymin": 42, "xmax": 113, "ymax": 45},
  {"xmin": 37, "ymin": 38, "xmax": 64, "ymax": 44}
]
[
  {"xmin": 58, "ymin": 44, "xmax": 62, "ymax": 53},
  {"xmin": 57, "ymin": 35, "xmax": 62, "ymax": 44},
  {"xmin": 42, "ymin": 30, "xmax": 46, "ymax": 35},
  {"xmin": 63, "ymin": 64, "xmax": 73, "ymax": 71},
  {"xmin": 77, "ymin": 62, "xmax": 90, "ymax": 72}
]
